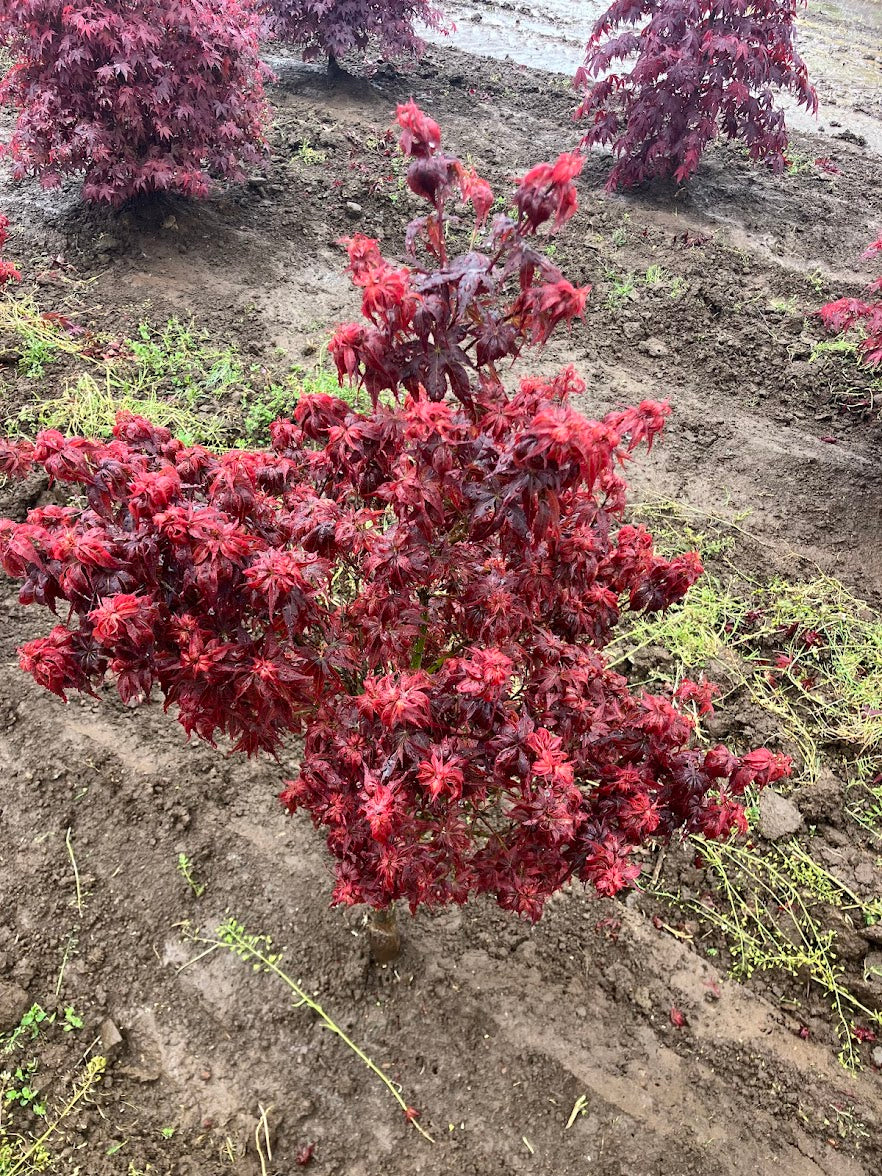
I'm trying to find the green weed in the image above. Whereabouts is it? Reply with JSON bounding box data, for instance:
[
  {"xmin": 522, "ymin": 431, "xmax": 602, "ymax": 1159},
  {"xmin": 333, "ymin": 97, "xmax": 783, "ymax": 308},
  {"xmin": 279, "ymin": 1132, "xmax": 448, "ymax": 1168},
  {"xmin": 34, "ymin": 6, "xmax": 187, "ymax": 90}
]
[
  {"xmin": 237, "ymin": 366, "xmax": 343, "ymax": 445},
  {"xmin": 668, "ymin": 275, "xmax": 688, "ymax": 298},
  {"xmin": 846, "ymin": 763, "xmax": 882, "ymax": 843},
  {"xmin": 618, "ymin": 501, "xmax": 882, "ymax": 1064},
  {"xmin": 612, "ymin": 507, "xmax": 882, "ymax": 788},
  {"xmin": 610, "ymin": 217, "xmax": 630, "ymax": 248},
  {"xmin": 1, "ymin": 1010, "xmax": 99, "ymax": 1174},
  {"xmin": 1, "ymin": 300, "xmax": 240, "ymax": 445},
  {"xmin": 177, "ymin": 853, "xmax": 206, "ymax": 899},
  {"xmin": 2, "ymin": 1061, "xmax": 46, "ymax": 1119},
  {"xmin": 650, "ymin": 837, "xmax": 882, "ymax": 1066},
  {"xmin": 0, "ymin": 1057, "xmax": 105, "ymax": 1176},
  {"xmin": 183, "ymin": 918, "xmax": 433, "ymax": 1142},
  {"xmin": 18, "ymin": 337, "xmax": 57, "ymax": 380},
  {"xmin": 604, "ymin": 269, "xmax": 636, "ymax": 308},
  {"xmin": 770, "ymin": 296, "xmax": 800, "ymax": 315},
  {"xmin": 12, "ymin": 372, "xmax": 226, "ymax": 446},
  {"xmin": 807, "ymin": 268, "xmax": 828, "ymax": 297},
  {"xmin": 808, "ymin": 335, "xmax": 882, "ymax": 416},
  {"xmin": 785, "ymin": 151, "xmax": 816, "ymax": 175},
  {"xmin": 810, "ymin": 336, "xmax": 860, "ymax": 363},
  {"xmin": 1, "ymin": 1009, "xmax": 51, "ymax": 1057},
  {"xmin": 21, "ymin": 372, "xmax": 224, "ymax": 445},
  {"xmin": 1, "ymin": 295, "xmax": 371, "ymax": 450},
  {"xmin": 824, "ymin": 1104, "xmax": 870, "ymax": 1146},
  {"xmin": 125, "ymin": 317, "xmax": 248, "ymax": 404},
  {"xmin": 59, "ymin": 1009, "xmax": 82, "ymax": 1035},
  {"xmin": 294, "ymin": 139, "xmax": 328, "ymax": 166}
]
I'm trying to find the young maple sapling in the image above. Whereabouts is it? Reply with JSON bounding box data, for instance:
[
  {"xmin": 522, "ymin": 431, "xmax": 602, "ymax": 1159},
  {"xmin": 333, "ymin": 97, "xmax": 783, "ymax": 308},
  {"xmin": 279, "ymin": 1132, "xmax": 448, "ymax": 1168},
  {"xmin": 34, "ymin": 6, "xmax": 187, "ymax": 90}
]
[
  {"xmin": 817, "ymin": 237, "xmax": 882, "ymax": 367},
  {"xmin": 575, "ymin": 0, "xmax": 817, "ymax": 189},
  {"xmin": 0, "ymin": 0, "xmax": 269, "ymax": 204},
  {"xmin": 0, "ymin": 105, "xmax": 789, "ymax": 961}
]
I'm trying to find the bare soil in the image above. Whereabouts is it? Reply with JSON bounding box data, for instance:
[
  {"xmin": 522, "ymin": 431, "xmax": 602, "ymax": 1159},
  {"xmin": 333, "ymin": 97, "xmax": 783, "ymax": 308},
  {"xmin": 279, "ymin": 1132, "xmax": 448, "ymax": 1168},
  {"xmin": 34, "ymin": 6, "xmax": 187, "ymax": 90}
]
[{"xmin": 1, "ymin": 33, "xmax": 882, "ymax": 1176}]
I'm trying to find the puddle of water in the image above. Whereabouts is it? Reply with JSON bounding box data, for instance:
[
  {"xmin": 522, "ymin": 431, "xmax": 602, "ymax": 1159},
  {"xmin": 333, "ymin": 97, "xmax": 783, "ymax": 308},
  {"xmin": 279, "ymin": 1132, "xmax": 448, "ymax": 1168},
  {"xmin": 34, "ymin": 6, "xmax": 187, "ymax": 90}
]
[
  {"xmin": 425, "ymin": 0, "xmax": 599, "ymax": 75},
  {"xmin": 424, "ymin": 0, "xmax": 882, "ymax": 151}
]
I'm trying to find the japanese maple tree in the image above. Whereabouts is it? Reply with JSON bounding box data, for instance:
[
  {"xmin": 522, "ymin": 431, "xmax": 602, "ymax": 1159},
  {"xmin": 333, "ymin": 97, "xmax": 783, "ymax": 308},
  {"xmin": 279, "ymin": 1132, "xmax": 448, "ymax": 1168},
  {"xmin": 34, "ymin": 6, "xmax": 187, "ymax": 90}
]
[
  {"xmin": 262, "ymin": 0, "xmax": 444, "ymax": 71},
  {"xmin": 0, "ymin": 0, "xmax": 268, "ymax": 204},
  {"xmin": 0, "ymin": 104, "xmax": 789, "ymax": 924},
  {"xmin": 575, "ymin": 0, "xmax": 817, "ymax": 189},
  {"xmin": 818, "ymin": 237, "xmax": 882, "ymax": 367}
]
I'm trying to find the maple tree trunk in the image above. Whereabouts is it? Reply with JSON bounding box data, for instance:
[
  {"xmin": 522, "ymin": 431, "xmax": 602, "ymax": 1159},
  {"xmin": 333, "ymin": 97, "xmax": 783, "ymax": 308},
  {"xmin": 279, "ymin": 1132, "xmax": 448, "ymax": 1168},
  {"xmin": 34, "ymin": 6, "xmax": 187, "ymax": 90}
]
[
  {"xmin": 367, "ymin": 903, "xmax": 401, "ymax": 963},
  {"xmin": 327, "ymin": 53, "xmax": 344, "ymax": 79}
]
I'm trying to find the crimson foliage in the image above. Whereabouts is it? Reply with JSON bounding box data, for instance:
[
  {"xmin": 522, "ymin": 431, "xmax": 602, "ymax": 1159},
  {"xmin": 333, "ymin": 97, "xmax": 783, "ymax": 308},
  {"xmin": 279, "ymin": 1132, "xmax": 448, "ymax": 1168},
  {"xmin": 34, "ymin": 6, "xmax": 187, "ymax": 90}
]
[
  {"xmin": 818, "ymin": 237, "xmax": 882, "ymax": 366},
  {"xmin": 0, "ymin": 105, "xmax": 789, "ymax": 919},
  {"xmin": 0, "ymin": 0, "xmax": 268, "ymax": 204},
  {"xmin": 263, "ymin": 0, "xmax": 444, "ymax": 65},
  {"xmin": 575, "ymin": 0, "xmax": 817, "ymax": 189},
  {"xmin": 0, "ymin": 215, "xmax": 20, "ymax": 285}
]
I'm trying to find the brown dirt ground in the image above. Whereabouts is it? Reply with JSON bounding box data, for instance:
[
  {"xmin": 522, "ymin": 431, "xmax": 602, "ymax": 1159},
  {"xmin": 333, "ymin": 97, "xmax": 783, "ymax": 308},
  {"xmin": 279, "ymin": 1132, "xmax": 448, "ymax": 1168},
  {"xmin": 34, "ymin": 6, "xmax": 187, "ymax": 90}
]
[{"xmin": 1, "ymin": 39, "xmax": 882, "ymax": 1176}]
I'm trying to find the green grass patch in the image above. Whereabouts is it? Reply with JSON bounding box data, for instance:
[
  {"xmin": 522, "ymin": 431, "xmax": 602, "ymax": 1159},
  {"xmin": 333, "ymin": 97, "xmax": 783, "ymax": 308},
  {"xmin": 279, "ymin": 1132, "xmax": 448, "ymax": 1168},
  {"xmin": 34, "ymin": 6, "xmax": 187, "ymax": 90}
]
[
  {"xmin": 612, "ymin": 503, "xmax": 882, "ymax": 790},
  {"xmin": 619, "ymin": 501, "xmax": 882, "ymax": 1065},
  {"xmin": 13, "ymin": 372, "xmax": 228, "ymax": 448},
  {"xmin": 0, "ymin": 295, "xmax": 362, "ymax": 449},
  {"xmin": 650, "ymin": 835, "xmax": 882, "ymax": 1067}
]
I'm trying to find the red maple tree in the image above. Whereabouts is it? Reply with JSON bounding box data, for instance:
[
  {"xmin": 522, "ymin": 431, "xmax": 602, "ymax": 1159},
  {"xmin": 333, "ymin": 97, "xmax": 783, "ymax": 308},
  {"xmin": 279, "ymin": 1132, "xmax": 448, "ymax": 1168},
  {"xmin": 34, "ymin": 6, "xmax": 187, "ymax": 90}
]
[
  {"xmin": 0, "ymin": 105, "xmax": 789, "ymax": 920},
  {"xmin": 262, "ymin": 0, "xmax": 445, "ymax": 70},
  {"xmin": 818, "ymin": 237, "xmax": 882, "ymax": 367}
]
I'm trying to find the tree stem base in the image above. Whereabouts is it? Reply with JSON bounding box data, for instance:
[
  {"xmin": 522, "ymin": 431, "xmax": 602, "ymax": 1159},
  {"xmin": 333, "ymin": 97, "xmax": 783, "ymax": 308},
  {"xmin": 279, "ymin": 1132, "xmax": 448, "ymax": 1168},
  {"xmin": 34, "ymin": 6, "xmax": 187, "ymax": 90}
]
[{"xmin": 368, "ymin": 905, "xmax": 401, "ymax": 964}]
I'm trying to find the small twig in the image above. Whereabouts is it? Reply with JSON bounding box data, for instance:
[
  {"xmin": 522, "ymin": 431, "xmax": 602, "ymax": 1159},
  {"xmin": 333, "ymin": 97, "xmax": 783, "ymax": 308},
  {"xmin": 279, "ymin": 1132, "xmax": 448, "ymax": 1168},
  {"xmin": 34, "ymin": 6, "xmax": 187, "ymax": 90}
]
[
  {"xmin": 77, "ymin": 1035, "xmax": 102, "ymax": 1067},
  {"xmin": 565, "ymin": 1093, "xmax": 589, "ymax": 1128},
  {"xmin": 255, "ymin": 1103, "xmax": 273, "ymax": 1176},
  {"xmin": 54, "ymin": 931, "xmax": 77, "ymax": 998},
  {"xmin": 650, "ymin": 845, "xmax": 667, "ymax": 887},
  {"xmin": 190, "ymin": 921, "xmax": 434, "ymax": 1142},
  {"xmin": 65, "ymin": 828, "xmax": 83, "ymax": 917},
  {"xmin": 176, "ymin": 942, "xmax": 221, "ymax": 974}
]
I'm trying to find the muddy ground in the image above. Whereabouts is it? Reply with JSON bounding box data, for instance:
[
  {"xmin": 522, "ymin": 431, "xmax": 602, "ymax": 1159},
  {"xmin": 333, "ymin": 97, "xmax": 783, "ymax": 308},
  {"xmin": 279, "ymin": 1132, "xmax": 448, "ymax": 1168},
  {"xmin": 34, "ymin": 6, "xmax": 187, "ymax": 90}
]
[{"xmin": 1, "ymin": 20, "xmax": 882, "ymax": 1176}]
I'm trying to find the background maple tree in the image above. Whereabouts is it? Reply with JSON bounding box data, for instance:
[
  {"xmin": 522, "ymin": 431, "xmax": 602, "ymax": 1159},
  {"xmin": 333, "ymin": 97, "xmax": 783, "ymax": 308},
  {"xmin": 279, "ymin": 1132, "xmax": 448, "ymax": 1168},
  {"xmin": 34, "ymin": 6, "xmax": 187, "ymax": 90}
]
[
  {"xmin": 575, "ymin": 0, "xmax": 817, "ymax": 188},
  {"xmin": 0, "ymin": 0, "xmax": 269, "ymax": 204},
  {"xmin": 262, "ymin": 0, "xmax": 445, "ymax": 70}
]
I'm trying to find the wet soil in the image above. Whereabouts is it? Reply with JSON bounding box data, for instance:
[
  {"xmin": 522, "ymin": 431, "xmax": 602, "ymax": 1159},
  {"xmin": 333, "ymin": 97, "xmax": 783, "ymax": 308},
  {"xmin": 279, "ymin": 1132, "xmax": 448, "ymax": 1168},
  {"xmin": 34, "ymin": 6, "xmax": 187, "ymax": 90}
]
[{"xmin": 1, "ymin": 21, "xmax": 882, "ymax": 1176}]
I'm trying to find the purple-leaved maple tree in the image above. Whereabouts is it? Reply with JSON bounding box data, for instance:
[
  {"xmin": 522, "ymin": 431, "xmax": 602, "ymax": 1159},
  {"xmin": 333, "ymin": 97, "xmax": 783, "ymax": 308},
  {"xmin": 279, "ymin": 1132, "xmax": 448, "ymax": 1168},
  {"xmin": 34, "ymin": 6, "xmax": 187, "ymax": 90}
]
[
  {"xmin": 0, "ymin": 0, "xmax": 269, "ymax": 204},
  {"xmin": 575, "ymin": 0, "xmax": 817, "ymax": 188},
  {"xmin": 262, "ymin": 0, "xmax": 445, "ymax": 71}
]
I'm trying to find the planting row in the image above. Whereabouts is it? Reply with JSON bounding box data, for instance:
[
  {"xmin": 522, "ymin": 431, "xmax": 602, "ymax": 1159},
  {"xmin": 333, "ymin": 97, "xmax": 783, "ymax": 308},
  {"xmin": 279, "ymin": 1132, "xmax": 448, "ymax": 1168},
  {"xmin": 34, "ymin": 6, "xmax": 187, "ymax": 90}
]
[{"xmin": 0, "ymin": 0, "xmax": 817, "ymax": 202}]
